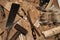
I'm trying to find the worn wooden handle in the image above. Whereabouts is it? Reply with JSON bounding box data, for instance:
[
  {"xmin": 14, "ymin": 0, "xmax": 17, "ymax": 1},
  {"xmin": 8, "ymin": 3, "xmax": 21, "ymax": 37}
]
[{"xmin": 42, "ymin": 26, "xmax": 60, "ymax": 38}]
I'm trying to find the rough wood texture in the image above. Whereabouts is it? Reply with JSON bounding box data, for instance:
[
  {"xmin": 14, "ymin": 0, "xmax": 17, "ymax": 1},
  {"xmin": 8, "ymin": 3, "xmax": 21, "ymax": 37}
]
[
  {"xmin": 0, "ymin": 0, "xmax": 60, "ymax": 40},
  {"xmin": 42, "ymin": 26, "xmax": 60, "ymax": 38}
]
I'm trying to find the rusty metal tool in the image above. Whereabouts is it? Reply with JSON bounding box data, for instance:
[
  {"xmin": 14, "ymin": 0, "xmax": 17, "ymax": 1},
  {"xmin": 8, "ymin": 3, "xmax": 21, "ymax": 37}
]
[
  {"xmin": 6, "ymin": 3, "xmax": 20, "ymax": 40},
  {"xmin": 10, "ymin": 24, "xmax": 28, "ymax": 40},
  {"xmin": 6, "ymin": 3, "xmax": 20, "ymax": 28}
]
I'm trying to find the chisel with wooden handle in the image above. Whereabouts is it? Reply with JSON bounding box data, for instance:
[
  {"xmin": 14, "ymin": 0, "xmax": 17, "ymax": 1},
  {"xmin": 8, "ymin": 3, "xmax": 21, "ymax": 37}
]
[{"xmin": 5, "ymin": 3, "xmax": 20, "ymax": 40}]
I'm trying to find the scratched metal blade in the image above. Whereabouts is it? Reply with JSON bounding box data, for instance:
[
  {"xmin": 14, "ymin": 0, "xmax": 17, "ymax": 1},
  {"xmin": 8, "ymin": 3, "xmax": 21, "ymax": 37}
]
[{"xmin": 6, "ymin": 3, "xmax": 20, "ymax": 28}]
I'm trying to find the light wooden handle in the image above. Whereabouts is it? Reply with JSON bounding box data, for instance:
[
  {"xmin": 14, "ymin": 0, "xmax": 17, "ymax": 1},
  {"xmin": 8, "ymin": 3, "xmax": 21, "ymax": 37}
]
[{"xmin": 42, "ymin": 26, "xmax": 60, "ymax": 38}]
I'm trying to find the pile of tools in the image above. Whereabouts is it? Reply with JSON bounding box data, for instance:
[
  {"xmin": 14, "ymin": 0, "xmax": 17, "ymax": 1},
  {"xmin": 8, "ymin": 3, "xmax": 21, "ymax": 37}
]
[{"xmin": 0, "ymin": 0, "xmax": 60, "ymax": 40}]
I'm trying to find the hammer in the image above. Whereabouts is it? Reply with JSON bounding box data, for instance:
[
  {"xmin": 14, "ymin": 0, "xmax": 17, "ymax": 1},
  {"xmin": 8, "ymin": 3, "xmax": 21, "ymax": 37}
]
[{"xmin": 10, "ymin": 24, "xmax": 28, "ymax": 40}]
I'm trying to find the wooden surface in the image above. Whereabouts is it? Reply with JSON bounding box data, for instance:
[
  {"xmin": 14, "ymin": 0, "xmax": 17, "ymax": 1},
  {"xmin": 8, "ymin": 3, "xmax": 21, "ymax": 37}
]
[{"xmin": 0, "ymin": 0, "xmax": 60, "ymax": 40}]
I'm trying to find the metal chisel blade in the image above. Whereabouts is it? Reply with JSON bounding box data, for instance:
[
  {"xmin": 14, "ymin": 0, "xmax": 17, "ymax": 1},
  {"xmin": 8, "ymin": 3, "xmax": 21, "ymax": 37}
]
[{"xmin": 6, "ymin": 3, "xmax": 20, "ymax": 27}]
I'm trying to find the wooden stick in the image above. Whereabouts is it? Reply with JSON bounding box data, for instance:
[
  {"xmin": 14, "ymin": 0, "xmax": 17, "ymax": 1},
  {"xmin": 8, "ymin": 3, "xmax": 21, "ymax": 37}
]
[
  {"xmin": 46, "ymin": 0, "xmax": 53, "ymax": 9},
  {"xmin": 19, "ymin": 34, "xmax": 24, "ymax": 40},
  {"xmin": 53, "ymin": 0, "xmax": 59, "ymax": 8},
  {"xmin": 42, "ymin": 26, "xmax": 60, "ymax": 38},
  {"xmin": 10, "ymin": 31, "xmax": 20, "ymax": 40}
]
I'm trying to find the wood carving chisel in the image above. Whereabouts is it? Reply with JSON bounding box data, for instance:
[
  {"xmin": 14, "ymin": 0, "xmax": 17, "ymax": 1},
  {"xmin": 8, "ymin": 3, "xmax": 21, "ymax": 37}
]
[{"xmin": 6, "ymin": 3, "xmax": 20, "ymax": 40}]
